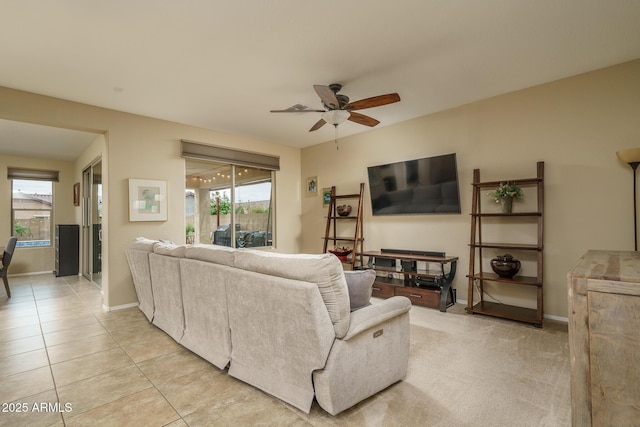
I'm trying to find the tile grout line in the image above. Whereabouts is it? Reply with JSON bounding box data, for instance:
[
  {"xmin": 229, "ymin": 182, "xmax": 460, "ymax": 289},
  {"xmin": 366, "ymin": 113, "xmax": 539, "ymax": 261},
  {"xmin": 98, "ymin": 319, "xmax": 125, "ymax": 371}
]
[
  {"xmin": 53, "ymin": 276, "xmax": 144, "ymax": 425},
  {"xmin": 4, "ymin": 277, "xmax": 185, "ymax": 425},
  {"xmin": 92, "ymin": 312, "xmax": 187, "ymax": 425},
  {"xmin": 59, "ymin": 276, "xmax": 185, "ymax": 425},
  {"xmin": 34, "ymin": 277, "xmax": 74, "ymax": 427}
]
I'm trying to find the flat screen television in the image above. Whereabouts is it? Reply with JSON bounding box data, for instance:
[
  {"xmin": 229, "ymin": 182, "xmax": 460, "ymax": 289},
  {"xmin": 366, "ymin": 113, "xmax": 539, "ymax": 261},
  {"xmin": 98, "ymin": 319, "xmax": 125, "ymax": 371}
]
[{"xmin": 367, "ymin": 153, "xmax": 461, "ymax": 215}]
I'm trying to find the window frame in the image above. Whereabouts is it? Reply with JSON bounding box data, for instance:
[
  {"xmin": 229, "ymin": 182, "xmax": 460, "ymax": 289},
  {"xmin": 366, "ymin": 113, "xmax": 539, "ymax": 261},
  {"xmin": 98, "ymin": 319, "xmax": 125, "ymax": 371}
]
[
  {"xmin": 11, "ymin": 178, "xmax": 54, "ymax": 248},
  {"xmin": 185, "ymin": 159, "xmax": 275, "ymax": 249}
]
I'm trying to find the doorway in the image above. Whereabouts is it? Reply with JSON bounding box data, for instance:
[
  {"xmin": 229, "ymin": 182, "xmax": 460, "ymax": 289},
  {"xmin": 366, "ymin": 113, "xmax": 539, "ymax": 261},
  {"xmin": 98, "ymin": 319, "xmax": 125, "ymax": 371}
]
[{"xmin": 82, "ymin": 158, "xmax": 102, "ymax": 286}]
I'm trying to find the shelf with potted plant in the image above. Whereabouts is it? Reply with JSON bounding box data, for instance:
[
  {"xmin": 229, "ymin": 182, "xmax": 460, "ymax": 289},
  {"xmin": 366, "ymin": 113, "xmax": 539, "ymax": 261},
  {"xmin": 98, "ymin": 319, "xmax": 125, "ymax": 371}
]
[{"xmin": 466, "ymin": 162, "xmax": 545, "ymax": 327}]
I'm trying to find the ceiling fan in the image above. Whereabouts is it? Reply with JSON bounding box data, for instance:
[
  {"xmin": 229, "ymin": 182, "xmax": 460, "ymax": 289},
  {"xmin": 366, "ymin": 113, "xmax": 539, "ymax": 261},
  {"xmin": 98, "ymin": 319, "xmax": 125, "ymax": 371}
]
[{"xmin": 270, "ymin": 83, "xmax": 401, "ymax": 132}]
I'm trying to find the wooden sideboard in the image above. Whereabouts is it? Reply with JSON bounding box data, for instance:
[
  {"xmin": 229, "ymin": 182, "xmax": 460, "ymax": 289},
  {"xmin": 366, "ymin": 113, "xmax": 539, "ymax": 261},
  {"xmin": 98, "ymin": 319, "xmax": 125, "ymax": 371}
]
[{"xmin": 567, "ymin": 250, "xmax": 640, "ymax": 426}]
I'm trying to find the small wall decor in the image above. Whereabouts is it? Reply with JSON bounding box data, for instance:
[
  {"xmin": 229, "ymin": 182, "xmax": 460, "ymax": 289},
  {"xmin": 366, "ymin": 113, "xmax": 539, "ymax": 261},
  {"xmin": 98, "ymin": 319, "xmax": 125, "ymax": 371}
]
[
  {"xmin": 322, "ymin": 187, "xmax": 332, "ymax": 206},
  {"xmin": 306, "ymin": 176, "xmax": 318, "ymax": 197},
  {"xmin": 73, "ymin": 182, "xmax": 80, "ymax": 206},
  {"xmin": 128, "ymin": 179, "xmax": 168, "ymax": 221}
]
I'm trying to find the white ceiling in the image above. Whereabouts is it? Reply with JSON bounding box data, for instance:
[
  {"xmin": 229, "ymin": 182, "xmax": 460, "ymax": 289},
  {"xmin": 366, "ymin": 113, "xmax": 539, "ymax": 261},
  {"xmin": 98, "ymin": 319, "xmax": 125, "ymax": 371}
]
[
  {"xmin": 1, "ymin": 0, "xmax": 639, "ymax": 160},
  {"xmin": 0, "ymin": 119, "xmax": 99, "ymax": 162}
]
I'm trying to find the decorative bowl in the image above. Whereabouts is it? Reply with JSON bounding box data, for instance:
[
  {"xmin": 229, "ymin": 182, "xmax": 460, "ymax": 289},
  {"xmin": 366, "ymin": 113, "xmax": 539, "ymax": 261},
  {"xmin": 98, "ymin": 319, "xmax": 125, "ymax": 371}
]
[
  {"xmin": 490, "ymin": 254, "xmax": 521, "ymax": 278},
  {"xmin": 329, "ymin": 247, "xmax": 353, "ymax": 261},
  {"xmin": 337, "ymin": 205, "xmax": 352, "ymax": 216}
]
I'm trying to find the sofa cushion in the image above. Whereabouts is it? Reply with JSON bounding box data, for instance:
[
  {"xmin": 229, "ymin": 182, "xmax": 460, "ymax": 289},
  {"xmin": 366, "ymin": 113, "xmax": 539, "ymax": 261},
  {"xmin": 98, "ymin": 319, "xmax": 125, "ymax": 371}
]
[
  {"xmin": 153, "ymin": 242, "xmax": 186, "ymax": 258},
  {"xmin": 125, "ymin": 238, "xmax": 158, "ymax": 322},
  {"xmin": 153, "ymin": 243, "xmax": 185, "ymax": 258},
  {"xmin": 130, "ymin": 237, "xmax": 158, "ymax": 251},
  {"xmin": 179, "ymin": 259, "xmax": 232, "ymax": 369},
  {"xmin": 234, "ymin": 249, "xmax": 351, "ymax": 338},
  {"xmin": 149, "ymin": 252, "xmax": 185, "ymax": 341},
  {"xmin": 344, "ymin": 269, "xmax": 375, "ymax": 311},
  {"xmin": 184, "ymin": 243, "xmax": 235, "ymax": 267}
]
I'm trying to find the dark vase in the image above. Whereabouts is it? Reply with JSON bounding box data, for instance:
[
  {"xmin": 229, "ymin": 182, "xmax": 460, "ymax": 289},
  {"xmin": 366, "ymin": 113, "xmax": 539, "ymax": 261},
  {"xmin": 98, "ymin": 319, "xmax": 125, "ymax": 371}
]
[
  {"xmin": 490, "ymin": 254, "xmax": 521, "ymax": 278},
  {"xmin": 336, "ymin": 205, "xmax": 352, "ymax": 216}
]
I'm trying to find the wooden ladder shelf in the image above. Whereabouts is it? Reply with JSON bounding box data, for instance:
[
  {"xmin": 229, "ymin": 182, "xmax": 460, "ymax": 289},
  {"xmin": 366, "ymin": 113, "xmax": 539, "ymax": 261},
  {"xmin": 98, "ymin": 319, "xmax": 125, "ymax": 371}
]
[
  {"xmin": 466, "ymin": 162, "xmax": 545, "ymax": 327},
  {"xmin": 322, "ymin": 183, "xmax": 365, "ymax": 269}
]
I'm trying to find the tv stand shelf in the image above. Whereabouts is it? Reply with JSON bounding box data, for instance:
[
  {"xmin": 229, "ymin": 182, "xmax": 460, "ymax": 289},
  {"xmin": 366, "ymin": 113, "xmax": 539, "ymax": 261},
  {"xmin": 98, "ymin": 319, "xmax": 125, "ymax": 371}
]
[{"xmin": 356, "ymin": 250, "xmax": 458, "ymax": 312}]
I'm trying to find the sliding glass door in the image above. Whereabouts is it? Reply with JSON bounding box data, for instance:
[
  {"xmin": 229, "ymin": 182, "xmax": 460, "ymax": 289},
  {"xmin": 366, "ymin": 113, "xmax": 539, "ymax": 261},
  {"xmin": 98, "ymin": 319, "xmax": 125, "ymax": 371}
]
[
  {"xmin": 185, "ymin": 159, "xmax": 274, "ymax": 248},
  {"xmin": 82, "ymin": 158, "xmax": 102, "ymax": 286}
]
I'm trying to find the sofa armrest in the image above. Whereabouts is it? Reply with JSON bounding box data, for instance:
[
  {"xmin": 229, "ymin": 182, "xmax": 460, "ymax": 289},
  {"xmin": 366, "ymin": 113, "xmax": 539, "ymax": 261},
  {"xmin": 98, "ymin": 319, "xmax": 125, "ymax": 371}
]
[
  {"xmin": 342, "ymin": 296, "xmax": 411, "ymax": 341},
  {"xmin": 312, "ymin": 295, "xmax": 411, "ymax": 415}
]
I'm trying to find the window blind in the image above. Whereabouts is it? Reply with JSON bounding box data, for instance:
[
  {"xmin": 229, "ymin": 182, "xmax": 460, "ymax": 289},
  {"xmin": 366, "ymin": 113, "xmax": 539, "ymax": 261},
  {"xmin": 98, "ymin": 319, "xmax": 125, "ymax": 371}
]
[
  {"xmin": 181, "ymin": 140, "xmax": 280, "ymax": 171},
  {"xmin": 7, "ymin": 167, "xmax": 59, "ymax": 182}
]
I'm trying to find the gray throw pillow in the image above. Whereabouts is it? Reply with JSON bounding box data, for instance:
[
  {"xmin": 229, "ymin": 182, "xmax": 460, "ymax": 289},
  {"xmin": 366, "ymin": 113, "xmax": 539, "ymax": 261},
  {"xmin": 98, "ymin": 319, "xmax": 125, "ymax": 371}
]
[{"xmin": 343, "ymin": 269, "xmax": 376, "ymax": 311}]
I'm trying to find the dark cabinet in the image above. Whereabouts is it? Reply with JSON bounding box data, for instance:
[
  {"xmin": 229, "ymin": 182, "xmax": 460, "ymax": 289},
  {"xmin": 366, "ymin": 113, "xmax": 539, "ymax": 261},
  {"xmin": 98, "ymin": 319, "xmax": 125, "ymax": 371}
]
[{"xmin": 55, "ymin": 224, "xmax": 79, "ymax": 277}]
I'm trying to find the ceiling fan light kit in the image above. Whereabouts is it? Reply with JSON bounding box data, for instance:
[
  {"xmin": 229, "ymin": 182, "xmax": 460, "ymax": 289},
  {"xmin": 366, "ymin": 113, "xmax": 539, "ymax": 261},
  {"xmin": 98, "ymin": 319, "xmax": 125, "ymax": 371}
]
[{"xmin": 322, "ymin": 110, "xmax": 350, "ymax": 126}]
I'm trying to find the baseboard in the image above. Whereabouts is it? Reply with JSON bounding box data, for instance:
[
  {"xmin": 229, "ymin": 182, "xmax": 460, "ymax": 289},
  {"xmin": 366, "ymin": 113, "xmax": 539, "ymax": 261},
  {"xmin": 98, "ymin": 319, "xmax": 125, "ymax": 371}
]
[
  {"xmin": 9, "ymin": 271, "xmax": 53, "ymax": 277},
  {"xmin": 102, "ymin": 302, "xmax": 139, "ymax": 312},
  {"xmin": 543, "ymin": 313, "xmax": 568, "ymax": 323},
  {"xmin": 456, "ymin": 298, "xmax": 568, "ymax": 323}
]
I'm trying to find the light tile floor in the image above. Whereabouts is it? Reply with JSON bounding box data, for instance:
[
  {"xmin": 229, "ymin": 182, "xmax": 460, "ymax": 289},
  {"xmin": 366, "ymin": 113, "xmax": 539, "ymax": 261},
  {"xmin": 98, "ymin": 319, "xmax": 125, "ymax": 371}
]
[
  {"xmin": 0, "ymin": 274, "xmax": 350, "ymax": 426},
  {"xmin": 0, "ymin": 273, "xmax": 571, "ymax": 426}
]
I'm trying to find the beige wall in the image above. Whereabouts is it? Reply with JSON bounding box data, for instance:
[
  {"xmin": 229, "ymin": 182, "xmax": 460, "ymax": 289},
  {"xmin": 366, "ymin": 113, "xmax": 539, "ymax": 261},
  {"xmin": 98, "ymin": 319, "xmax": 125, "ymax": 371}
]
[
  {"xmin": 0, "ymin": 87, "xmax": 302, "ymax": 308},
  {"xmin": 301, "ymin": 59, "xmax": 640, "ymax": 320},
  {"xmin": 2, "ymin": 59, "xmax": 638, "ymax": 318}
]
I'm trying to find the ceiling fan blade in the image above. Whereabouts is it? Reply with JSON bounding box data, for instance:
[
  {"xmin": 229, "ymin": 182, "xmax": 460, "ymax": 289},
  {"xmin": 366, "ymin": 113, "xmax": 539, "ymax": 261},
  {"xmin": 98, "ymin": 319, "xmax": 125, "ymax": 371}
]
[
  {"xmin": 345, "ymin": 93, "xmax": 400, "ymax": 111},
  {"xmin": 309, "ymin": 119, "xmax": 326, "ymax": 132},
  {"xmin": 270, "ymin": 109, "xmax": 325, "ymax": 113},
  {"xmin": 270, "ymin": 103, "xmax": 325, "ymax": 113},
  {"xmin": 348, "ymin": 112, "xmax": 380, "ymax": 127},
  {"xmin": 313, "ymin": 85, "xmax": 340, "ymax": 110}
]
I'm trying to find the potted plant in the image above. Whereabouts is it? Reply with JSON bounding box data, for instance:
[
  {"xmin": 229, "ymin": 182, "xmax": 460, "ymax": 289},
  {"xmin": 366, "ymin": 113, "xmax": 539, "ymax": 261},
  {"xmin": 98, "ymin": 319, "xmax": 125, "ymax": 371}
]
[
  {"xmin": 487, "ymin": 182, "xmax": 523, "ymax": 213},
  {"xmin": 186, "ymin": 223, "xmax": 195, "ymax": 244}
]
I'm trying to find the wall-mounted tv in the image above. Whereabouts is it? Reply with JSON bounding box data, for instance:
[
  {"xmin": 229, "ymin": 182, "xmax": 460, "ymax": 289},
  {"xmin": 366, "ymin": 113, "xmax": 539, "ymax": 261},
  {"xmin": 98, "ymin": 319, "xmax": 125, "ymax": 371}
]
[{"xmin": 367, "ymin": 153, "xmax": 461, "ymax": 215}]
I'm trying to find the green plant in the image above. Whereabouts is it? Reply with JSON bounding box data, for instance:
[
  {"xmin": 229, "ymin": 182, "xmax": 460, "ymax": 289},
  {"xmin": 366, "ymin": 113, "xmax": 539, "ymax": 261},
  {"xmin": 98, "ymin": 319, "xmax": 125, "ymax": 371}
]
[
  {"xmin": 14, "ymin": 222, "xmax": 29, "ymax": 236},
  {"xmin": 185, "ymin": 223, "xmax": 195, "ymax": 235},
  {"xmin": 487, "ymin": 182, "xmax": 524, "ymax": 202},
  {"xmin": 210, "ymin": 192, "xmax": 231, "ymax": 215},
  {"xmin": 251, "ymin": 206, "xmax": 269, "ymax": 214}
]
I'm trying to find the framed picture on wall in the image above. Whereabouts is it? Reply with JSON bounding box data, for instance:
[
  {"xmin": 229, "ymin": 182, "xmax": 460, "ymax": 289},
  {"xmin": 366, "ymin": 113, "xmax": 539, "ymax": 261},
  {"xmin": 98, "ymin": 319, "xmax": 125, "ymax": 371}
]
[
  {"xmin": 322, "ymin": 187, "xmax": 331, "ymax": 206},
  {"xmin": 128, "ymin": 179, "xmax": 168, "ymax": 221},
  {"xmin": 73, "ymin": 182, "xmax": 80, "ymax": 206},
  {"xmin": 306, "ymin": 176, "xmax": 318, "ymax": 197}
]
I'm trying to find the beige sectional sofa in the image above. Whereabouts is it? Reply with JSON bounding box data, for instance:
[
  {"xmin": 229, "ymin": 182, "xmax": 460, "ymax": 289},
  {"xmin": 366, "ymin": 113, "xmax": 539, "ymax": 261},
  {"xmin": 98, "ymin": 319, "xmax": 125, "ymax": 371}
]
[{"xmin": 125, "ymin": 238, "xmax": 411, "ymax": 415}]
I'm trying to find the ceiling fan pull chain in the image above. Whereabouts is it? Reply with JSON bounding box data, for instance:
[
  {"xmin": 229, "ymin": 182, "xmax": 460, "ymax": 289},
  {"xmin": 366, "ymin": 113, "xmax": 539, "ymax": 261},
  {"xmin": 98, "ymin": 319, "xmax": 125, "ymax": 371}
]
[{"xmin": 334, "ymin": 124, "xmax": 339, "ymax": 150}]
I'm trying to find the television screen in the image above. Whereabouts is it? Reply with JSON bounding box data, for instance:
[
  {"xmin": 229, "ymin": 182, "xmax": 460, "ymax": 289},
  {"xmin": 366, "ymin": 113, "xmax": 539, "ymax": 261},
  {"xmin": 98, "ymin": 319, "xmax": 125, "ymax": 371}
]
[{"xmin": 367, "ymin": 153, "xmax": 461, "ymax": 215}]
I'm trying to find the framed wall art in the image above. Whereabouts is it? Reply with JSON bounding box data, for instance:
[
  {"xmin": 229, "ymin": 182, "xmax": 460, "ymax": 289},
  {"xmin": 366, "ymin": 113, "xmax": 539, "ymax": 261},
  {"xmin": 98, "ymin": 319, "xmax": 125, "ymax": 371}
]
[
  {"xmin": 306, "ymin": 176, "xmax": 318, "ymax": 197},
  {"xmin": 73, "ymin": 182, "xmax": 80, "ymax": 206},
  {"xmin": 322, "ymin": 187, "xmax": 332, "ymax": 206},
  {"xmin": 128, "ymin": 179, "xmax": 167, "ymax": 221}
]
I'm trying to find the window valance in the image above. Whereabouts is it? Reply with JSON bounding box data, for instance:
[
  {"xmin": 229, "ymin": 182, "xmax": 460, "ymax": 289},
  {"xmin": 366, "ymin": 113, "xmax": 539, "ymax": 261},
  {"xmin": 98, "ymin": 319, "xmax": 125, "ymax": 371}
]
[
  {"xmin": 7, "ymin": 167, "xmax": 59, "ymax": 182},
  {"xmin": 181, "ymin": 140, "xmax": 280, "ymax": 171}
]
